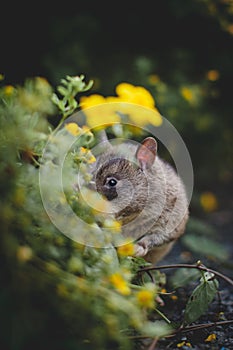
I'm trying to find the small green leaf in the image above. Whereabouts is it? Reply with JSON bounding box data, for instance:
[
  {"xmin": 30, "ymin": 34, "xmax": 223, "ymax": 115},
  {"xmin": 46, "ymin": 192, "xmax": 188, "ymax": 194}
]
[
  {"xmin": 170, "ymin": 268, "xmax": 201, "ymax": 289},
  {"xmin": 184, "ymin": 277, "xmax": 219, "ymax": 325},
  {"xmin": 82, "ymin": 79, "xmax": 94, "ymax": 92},
  {"xmin": 57, "ymin": 86, "xmax": 68, "ymax": 97},
  {"xmin": 140, "ymin": 320, "xmax": 172, "ymax": 338},
  {"xmin": 51, "ymin": 93, "xmax": 59, "ymax": 105}
]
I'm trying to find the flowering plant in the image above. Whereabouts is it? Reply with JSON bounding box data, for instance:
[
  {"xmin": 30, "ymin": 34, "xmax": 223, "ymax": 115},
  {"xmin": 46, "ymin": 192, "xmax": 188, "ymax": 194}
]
[
  {"xmin": 0, "ymin": 75, "xmax": 170, "ymax": 350},
  {"xmin": 1, "ymin": 74, "xmax": 229, "ymax": 350}
]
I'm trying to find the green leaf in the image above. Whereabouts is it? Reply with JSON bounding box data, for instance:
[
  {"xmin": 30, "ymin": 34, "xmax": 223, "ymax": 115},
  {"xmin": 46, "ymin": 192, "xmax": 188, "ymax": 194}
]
[
  {"xmin": 170, "ymin": 268, "xmax": 201, "ymax": 289},
  {"xmin": 57, "ymin": 85, "xmax": 68, "ymax": 97},
  {"xmin": 51, "ymin": 93, "xmax": 59, "ymax": 105},
  {"xmin": 140, "ymin": 320, "xmax": 172, "ymax": 338},
  {"xmin": 182, "ymin": 234, "xmax": 229, "ymax": 261},
  {"xmin": 82, "ymin": 79, "xmax": 94, "ymax": 92},
  {"xmin": 184, "ymin": 277, "xmax": 219, "ymax": 325}
]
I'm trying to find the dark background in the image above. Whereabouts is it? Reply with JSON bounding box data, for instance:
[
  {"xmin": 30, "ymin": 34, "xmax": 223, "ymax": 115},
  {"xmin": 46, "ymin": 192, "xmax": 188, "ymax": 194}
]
[
  {"xmin": 1, "ymin": 3, "xmax": 233, "ymax": 349},
  {"xmin": 1, "ymin": 0, "xmax": 233, "ymax": 213}
]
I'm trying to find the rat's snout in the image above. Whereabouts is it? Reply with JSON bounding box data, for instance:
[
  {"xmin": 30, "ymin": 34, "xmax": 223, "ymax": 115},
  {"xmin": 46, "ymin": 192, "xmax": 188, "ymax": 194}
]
[{"xmin": 101, "ymin": 185, "xmax": 118, "ymax": 201}]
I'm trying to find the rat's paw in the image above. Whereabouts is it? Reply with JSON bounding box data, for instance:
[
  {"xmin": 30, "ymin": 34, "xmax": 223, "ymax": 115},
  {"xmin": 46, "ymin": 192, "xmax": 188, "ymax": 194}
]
[{"xmin": 134, "ymin": 243, "xmax": 149, "ymax": 257}]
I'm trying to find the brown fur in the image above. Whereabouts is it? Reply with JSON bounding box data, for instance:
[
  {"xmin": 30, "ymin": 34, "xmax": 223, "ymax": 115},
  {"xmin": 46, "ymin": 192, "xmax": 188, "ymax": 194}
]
[{"xmin": 94, "ymin": 138, "xmax": 189, "ymax": 263}]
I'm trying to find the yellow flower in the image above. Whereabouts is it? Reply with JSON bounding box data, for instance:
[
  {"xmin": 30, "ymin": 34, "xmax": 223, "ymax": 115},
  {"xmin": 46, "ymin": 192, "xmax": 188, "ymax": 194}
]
[
  {"xmin": 87, "ymin": 154, "xmax": 96, "ymax": 164},
  {"xmin": 200, "ymin": 192, "xmax": 218, "ymax": 212},
  {"xmin": 80, "ymin": 83, "xmax": 162, "ymax": 128},
  {"xmin": 65, "ymin": 122, "xmax": 81, "ymax": 136},
  {"xmin": 205, "ymin": 333, "xmax": 216, "ymax": 342},
  {"xmin": 109, "ymin": 272, "xmax": 131, "ymax": 295},
  {"xmin": 177, "ymin": 341, "xmax": 192, "ymax": 348},
  {"xmin": 79, "ymin": 147, "xmax": 96, "ymax": 163},
  {"xmin": 104, "ymin": 218, "xmax": 122, "ymax": 233},
  {"xmin": 82, "ymin": 125, "xmax": 91, "ymax": 132},
  {"xmin": 4, "ymin": 85, "xmax": 14, "ymax": 96},
  {"xmin": 80, "ymin": 146, "xmax": 88, "ymax": 154},
  {"xmin": 136, "ymin": 289, "xmax": 155, "ymax": 308},
  {"xmin": 181, "ymin": 86, "xmax": 195, "ymax": 103},
  {"xmin": 115, "ymin": 83, "xmax": 162, "ymax": 126},
  {"xmin": 17, "ymin": 246, "xmax": 33, "ymax": 262},
  {"xmin": 80, "ymin": 94, "xmax": 121, "ymax": 129},
  {"xmin": 127, "ymin": 105, "xmax": 162, "ymax": 127},
  {"xmin": 116, "ymin": 82, "xmax": 155, "ymax": 108},
  {"xmin": 206, "ymin": 70, "xmax": 220, "ymax": 81},
  {"xmin": 117, "ymin": 241, "xmax": 135, "ymax": 256},
  {"xmin": 80, "ymin": 94, "xmax": 106, "ymax": 108}
]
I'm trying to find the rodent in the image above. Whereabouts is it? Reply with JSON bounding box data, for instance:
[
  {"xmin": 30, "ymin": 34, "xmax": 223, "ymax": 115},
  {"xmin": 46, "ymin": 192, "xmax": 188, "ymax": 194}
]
[{"xmin": 92, "ymin": 135, "xmax": 189, "ymax": 264}]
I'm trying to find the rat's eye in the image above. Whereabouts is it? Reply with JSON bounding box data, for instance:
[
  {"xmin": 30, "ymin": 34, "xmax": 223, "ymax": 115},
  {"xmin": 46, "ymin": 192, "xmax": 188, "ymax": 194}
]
[{"xmin": 106, "ymin": 177, "xmax": 118, "ymax": 187}]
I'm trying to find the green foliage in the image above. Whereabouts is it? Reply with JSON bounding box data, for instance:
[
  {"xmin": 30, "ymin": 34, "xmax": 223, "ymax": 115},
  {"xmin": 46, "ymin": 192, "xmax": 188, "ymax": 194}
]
[
  {"xmin": 170, "ymin": 268, "xmax": 202, "ymax": 289},
  {"xmin": 0, "ymin": 75, "xmax": 172, "ymax": 350},
  {"xmin": 0, "ymin": 74, "xmax": 230, "ymax": 350},
  {"xmin": 52, "ymin": 75, "xmax": 93, "ymax": 120},
  {"xmin": 184, "ymin": 272, "xmax": 219, "ymax": 325}
]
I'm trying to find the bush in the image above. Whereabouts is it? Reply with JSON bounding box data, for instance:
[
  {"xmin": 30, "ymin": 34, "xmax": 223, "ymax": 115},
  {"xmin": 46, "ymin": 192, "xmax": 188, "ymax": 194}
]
[{"xmin": 0, "ymin": 75, "xmax": 171, "ymax": 350}]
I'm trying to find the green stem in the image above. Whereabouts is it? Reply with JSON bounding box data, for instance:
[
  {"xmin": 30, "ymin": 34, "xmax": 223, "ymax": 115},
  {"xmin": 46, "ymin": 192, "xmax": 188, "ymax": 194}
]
[{"xmin": 154, "ymin": 308, "xmax": 171, "ymax": 324}]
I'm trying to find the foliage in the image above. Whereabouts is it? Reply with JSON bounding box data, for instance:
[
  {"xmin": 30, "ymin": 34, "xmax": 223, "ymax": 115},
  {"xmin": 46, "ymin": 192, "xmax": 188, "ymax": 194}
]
[
  {"xmin": 0, "ymin": 75, "xmax": 171, "ymax": 350},
  {"xmin": 52, "ymin": 75, "xmax": 93, "ymax": 122},
  {"xmin": 184, "ymin": 271, "xmax": 219, "ymax": 325},
  {"xmin": 0, "ymin": 74, "xmax": 231, "ymax": 350}
]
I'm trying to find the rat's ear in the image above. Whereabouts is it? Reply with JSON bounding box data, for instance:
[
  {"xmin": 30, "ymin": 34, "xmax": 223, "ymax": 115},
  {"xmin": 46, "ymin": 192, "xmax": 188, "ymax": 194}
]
[{"xmin": 136, "ymin": 137, "xmax": 157, "ymax": 170}]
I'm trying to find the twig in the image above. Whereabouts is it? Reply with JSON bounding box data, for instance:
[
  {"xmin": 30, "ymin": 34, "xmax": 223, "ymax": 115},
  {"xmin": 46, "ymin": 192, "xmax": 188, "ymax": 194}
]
[
  {"xmin": 148, "ymin": 337, "xmax": 158, "ymax": 350},
  {"xmin": 165, "ymin": 319, "xmax": 233, "ymax": 338},
  {"xmin": 129, "ymin": 319, "xmax": 233, "ymax": 340},
  {"xmin": 140, "ymin": 263, "xmax": 233, "ymax": 287}
]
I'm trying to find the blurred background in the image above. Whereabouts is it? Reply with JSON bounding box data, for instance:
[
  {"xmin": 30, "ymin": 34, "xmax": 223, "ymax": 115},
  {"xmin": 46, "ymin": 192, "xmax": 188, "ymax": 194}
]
[{"xmin": 1, "ymin": 0, "xmax": 232, "ymax": 221}]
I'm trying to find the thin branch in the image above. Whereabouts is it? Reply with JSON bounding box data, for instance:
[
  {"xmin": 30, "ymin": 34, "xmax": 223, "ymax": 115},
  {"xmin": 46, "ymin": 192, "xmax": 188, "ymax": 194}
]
[
  {"xmin": 128, "ymin": 319, "xmax": 233, "ymax": 341},
  {"xmin": 148, "ymin": 337, "xmax": 158, "ymax": 350},
  {"xmin": 140, "ymin": 263, "xmax": 233, "ymax": 287},
  {"xmin": 165, "ymin": 319, "xmax": 233, "ymax": 338}
]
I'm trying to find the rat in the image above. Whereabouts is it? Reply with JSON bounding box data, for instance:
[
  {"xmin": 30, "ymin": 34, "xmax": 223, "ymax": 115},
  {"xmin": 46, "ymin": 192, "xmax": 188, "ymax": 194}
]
[{"xmin": 92, "ymin": 135, "xmax": 189, "ymax": 264}]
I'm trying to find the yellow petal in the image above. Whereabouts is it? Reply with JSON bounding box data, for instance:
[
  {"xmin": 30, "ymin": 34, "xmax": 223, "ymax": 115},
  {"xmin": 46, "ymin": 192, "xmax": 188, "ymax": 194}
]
[
  {"xmin": 65, "ymin": 122, "xmax": 80, "ymax": 136},
  {"xmin": 205, "ymin": 333, "xmax": 216, "ymax": 342}
]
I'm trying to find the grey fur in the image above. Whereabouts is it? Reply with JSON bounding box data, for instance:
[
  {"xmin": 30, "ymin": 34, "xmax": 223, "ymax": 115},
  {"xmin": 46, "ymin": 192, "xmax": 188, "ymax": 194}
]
[{"xmin": 93, "ymin": 138, "xmax": 189, "ymax": 263}]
